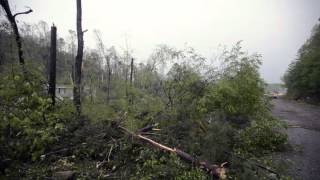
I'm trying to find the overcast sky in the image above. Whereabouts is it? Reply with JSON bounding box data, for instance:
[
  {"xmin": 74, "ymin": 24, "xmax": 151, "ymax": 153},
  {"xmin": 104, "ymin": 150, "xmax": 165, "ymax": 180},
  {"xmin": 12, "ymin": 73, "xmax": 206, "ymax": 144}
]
[{"xmin": 7, "ymin": 0, "xmax": 320, "ymax": 83}]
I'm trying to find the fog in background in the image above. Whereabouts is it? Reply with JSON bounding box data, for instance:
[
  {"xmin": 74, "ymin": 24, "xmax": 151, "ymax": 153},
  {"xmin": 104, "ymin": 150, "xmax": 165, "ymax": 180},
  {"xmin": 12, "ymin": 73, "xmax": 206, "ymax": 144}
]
[{"xmin": 8, "ymin": 0, "xmax": 320, "ymax": 83}]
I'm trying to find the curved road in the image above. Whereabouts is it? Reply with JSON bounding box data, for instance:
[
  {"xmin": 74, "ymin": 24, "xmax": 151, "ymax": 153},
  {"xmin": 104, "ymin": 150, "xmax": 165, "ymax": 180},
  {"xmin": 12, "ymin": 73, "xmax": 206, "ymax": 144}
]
[{"xmin": 271, "ymin": 99, "xmax": 320, "ymax": 179}]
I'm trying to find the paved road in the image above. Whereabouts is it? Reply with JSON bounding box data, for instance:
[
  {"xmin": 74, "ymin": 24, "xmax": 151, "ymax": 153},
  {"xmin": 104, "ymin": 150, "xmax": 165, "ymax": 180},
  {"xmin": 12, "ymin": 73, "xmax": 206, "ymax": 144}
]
[{"xmin": 271, "ymin": 99, "xmax": 320, "ymax": 180}]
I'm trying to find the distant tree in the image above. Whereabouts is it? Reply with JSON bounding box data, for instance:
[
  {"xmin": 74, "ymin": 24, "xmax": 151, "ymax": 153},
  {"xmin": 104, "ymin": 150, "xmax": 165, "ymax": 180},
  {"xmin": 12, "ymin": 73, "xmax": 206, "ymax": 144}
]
[
  {"xmin": 94, "ymin": 30, "xmax": 112, "ymax": 103},
  {"xmin": 67, "ymin": 30, "xmax": 77, "ymax": 84},
  {"xmin": 82, "ymin": 50, "xmax": 101, "ymax": 103}
]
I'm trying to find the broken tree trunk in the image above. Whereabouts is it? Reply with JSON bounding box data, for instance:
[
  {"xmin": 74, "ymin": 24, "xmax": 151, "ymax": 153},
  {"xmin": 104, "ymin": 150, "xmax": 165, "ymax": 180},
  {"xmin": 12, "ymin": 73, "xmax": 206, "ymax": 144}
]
[
  {"xmin": 48, "ymin": 24, "xmax": 57, "ymax": 106},
  {"xmin": 74, "ymin": 0, "xmax": 84, "ymax": 116},
  {"xmin": 0, "ymin": 0, "xmax": 32, "ymax": 65},
  {"xmin": 117, "ymin": 125, "xmax": 226, "ymax": 179}
]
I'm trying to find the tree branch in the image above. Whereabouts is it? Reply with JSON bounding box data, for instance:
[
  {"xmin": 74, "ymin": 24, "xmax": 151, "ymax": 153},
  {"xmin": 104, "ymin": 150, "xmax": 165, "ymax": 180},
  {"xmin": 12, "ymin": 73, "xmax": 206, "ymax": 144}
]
[{"xmin": 13, "ymin": 9, "xmax": 33, "ymax": 19}]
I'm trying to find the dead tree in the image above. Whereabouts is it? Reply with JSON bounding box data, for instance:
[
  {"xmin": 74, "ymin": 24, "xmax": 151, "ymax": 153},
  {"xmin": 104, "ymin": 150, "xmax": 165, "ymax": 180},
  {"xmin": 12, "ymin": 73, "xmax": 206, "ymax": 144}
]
[
  {"xmin": 130, "ymin": 58, "xmax": 134, "ymax": 86},
  {"xmin": 73, "ymin": 0, "xmax": 84, "ymax": 116},
  {"xmin": 124, "ymin": 37, "xmax": 130, "ymax": 99},
  {"xmin": 48, "ymin": 24, "xmax": 57, "ymax": 106},
  {"xmin": 129, "ymin": 58, "xmax": 134, "ymax": 104},
  {"xmin": 0, "ymin": 0, "xmax": 32, "ymax": 65},
  {"xmin": 106, "ymin": 56, "xmax": 111, "ymax": 103}
]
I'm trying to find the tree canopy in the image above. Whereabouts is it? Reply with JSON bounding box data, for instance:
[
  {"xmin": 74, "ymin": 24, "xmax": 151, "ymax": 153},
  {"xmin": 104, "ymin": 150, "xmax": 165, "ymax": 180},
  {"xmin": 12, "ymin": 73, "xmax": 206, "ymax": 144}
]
[{"xmin": 284, "ymin": 22, "xmax": 320, "ymax": 101}]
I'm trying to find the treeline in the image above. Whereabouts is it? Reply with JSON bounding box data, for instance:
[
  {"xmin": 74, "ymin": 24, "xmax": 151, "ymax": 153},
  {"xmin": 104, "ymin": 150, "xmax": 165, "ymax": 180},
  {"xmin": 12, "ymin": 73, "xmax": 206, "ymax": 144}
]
[
  {"xmin": 284, "ymin": 22, "xmax": 320, "ymax": 102},
  {"xmin": 0, "ymin": 2, "xmax": 288, "ymax": 179}
]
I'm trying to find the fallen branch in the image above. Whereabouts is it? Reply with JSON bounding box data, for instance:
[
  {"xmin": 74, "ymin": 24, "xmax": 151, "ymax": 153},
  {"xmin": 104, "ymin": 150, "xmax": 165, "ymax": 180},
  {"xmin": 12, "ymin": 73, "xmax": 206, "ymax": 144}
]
[{"xmin": 117, "ymin": 125, "xmax": 226, "ymax": 179}]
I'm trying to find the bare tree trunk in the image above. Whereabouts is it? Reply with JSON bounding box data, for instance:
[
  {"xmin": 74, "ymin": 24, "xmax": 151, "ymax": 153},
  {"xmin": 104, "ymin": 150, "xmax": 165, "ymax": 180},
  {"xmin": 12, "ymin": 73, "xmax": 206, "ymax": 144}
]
[
  {"xmin": 106, "ymin": 56, "xmax": 111, "ymax": 103},
  {"xmin": 130, "ymin": 58, "xmax": 134, "ymax": 86},
  {"xmin": 129, "ymin": 58, "xmax": 134, "ymax": 104},
  {"xmin": 125, "ymin": 67, "xmax": 128, "ymax": 98},
  {"xmin": 48, "ymin": 25, "xmax": 57, "ymax": 106},
  {"xmin": 73, "ymin": 0, "xmax": 84, "ymax": 116},
  {"xmin": 0, "ymin": 0, "xmax": 32, "ymax": 66}
]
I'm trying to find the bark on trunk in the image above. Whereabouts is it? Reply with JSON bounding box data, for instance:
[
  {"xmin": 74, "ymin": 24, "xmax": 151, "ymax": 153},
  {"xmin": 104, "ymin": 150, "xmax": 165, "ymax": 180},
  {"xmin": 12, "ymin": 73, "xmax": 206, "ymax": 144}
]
[
  {"xmin": 48, "ymin": 25, "xmax": 57, "ymax": 106},
  {"xmin": 0, "ymin": 0, "xmax": 32, "ymax": 65},
  {"xmin": 73, "ymin": 0, "xmax": 84, "ymax": 116}
]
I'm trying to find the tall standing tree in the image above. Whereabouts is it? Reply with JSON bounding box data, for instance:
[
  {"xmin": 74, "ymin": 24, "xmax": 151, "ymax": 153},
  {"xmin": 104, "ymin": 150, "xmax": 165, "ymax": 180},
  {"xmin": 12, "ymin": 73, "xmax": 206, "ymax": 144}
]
[
  {"xmin": 0, "ymin": 0, "xmax": 32, "ymax": 65},
  {"xmin": 74, "ymin": 0, "xmax": 84, "ymax": 116}
]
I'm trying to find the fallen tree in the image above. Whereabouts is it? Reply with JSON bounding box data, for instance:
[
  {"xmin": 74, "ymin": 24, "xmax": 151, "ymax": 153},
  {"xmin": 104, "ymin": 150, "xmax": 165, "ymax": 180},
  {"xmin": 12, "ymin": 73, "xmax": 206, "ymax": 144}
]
[{"xmin": 116, "ymin": 124, "xmax": 227, "ymax": 179}]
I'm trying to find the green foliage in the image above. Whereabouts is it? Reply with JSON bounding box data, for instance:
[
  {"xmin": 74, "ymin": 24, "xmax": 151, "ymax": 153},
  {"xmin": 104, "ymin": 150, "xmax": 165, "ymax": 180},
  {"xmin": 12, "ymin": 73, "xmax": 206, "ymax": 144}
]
[
  {"xmin": 83, "ymin": 102, "xmax": 116, "ymax": 122},
  {"xmin": 0, "ymin": 20, "xmax": 289, "ymax": 179},
  {"xmin": 284, "ymin": 23, "xmax": 320, "ymax": 101},
  {"xmin": 165, "ymin": 63, "xmax": 205, "ymax": 119},
  {"xmin": 200, "ymin": 120, "xmax": 235, "ymax": 163},
  {"xmin": 132, "ymin": 149, "xmax": 207, "ymax": 180},
  {"xmin": 204, "ymin": 42, "xmax": 266, "ymax": 123},
  {"xmin": 0, "ymin": 68, "xmax": 75, "ymax": 161},
  {"xmin": 235, "ymin": 118, "xmax": 287, "ymax": 156}
]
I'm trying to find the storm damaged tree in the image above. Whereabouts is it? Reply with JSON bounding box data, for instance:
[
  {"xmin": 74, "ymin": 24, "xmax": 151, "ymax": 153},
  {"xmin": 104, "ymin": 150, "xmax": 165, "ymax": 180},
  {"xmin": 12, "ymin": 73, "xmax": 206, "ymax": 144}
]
[
  {"xmin": 48, "ymin": 24, "xmax": 57, "ymax": 106},
  {"xmin": 0, "ymin": 0, "xmax": 32, "ymax": 66},
  {"xmin": 74, "ymin": 0, "xmax": 84, "ymax": 116}
]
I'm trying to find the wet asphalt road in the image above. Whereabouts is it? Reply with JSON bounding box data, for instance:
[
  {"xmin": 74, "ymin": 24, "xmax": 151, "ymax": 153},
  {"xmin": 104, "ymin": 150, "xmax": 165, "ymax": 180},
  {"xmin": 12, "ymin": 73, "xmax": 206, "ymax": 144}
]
[{"xmin": 271, "ymin": 99, "xmax": 320, "ymax": 180}]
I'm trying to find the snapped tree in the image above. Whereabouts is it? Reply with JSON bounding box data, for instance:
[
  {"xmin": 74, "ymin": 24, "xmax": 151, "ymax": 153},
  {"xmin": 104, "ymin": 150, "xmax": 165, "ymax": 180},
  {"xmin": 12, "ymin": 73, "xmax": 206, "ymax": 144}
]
[{"xmin": 48, "ymin": 24, "xmax": 57, "ymax": 106}]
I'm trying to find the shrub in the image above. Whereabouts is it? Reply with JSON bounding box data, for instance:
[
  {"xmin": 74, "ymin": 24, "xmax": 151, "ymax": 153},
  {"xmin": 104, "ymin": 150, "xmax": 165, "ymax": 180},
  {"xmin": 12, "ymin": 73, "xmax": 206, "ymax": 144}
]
[
  {"xmin": 0, "ymin": 69, "xmax": 75, "ymax": 161},
  {"xmin": 132, "ymin": 148, "xmax": 207, "ymax": 180},
  {"xmin": 235, "ymin": 118, "xmax": 288, "ymax": 156}
]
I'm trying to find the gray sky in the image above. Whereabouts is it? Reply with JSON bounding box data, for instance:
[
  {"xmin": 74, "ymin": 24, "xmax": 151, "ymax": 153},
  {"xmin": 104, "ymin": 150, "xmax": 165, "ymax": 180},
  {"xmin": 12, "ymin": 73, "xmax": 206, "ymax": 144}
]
[{"xmin": 9, "ymin": 0, "xmax": 320, "ymax": 83}]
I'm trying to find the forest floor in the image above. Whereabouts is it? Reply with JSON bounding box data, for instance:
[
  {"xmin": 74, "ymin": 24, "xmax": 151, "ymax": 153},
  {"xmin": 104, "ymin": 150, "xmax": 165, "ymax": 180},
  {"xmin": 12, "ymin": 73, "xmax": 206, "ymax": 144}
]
[{"xmin": 271, "ymin": 98, "xmax": 320, "ymax": 179}]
